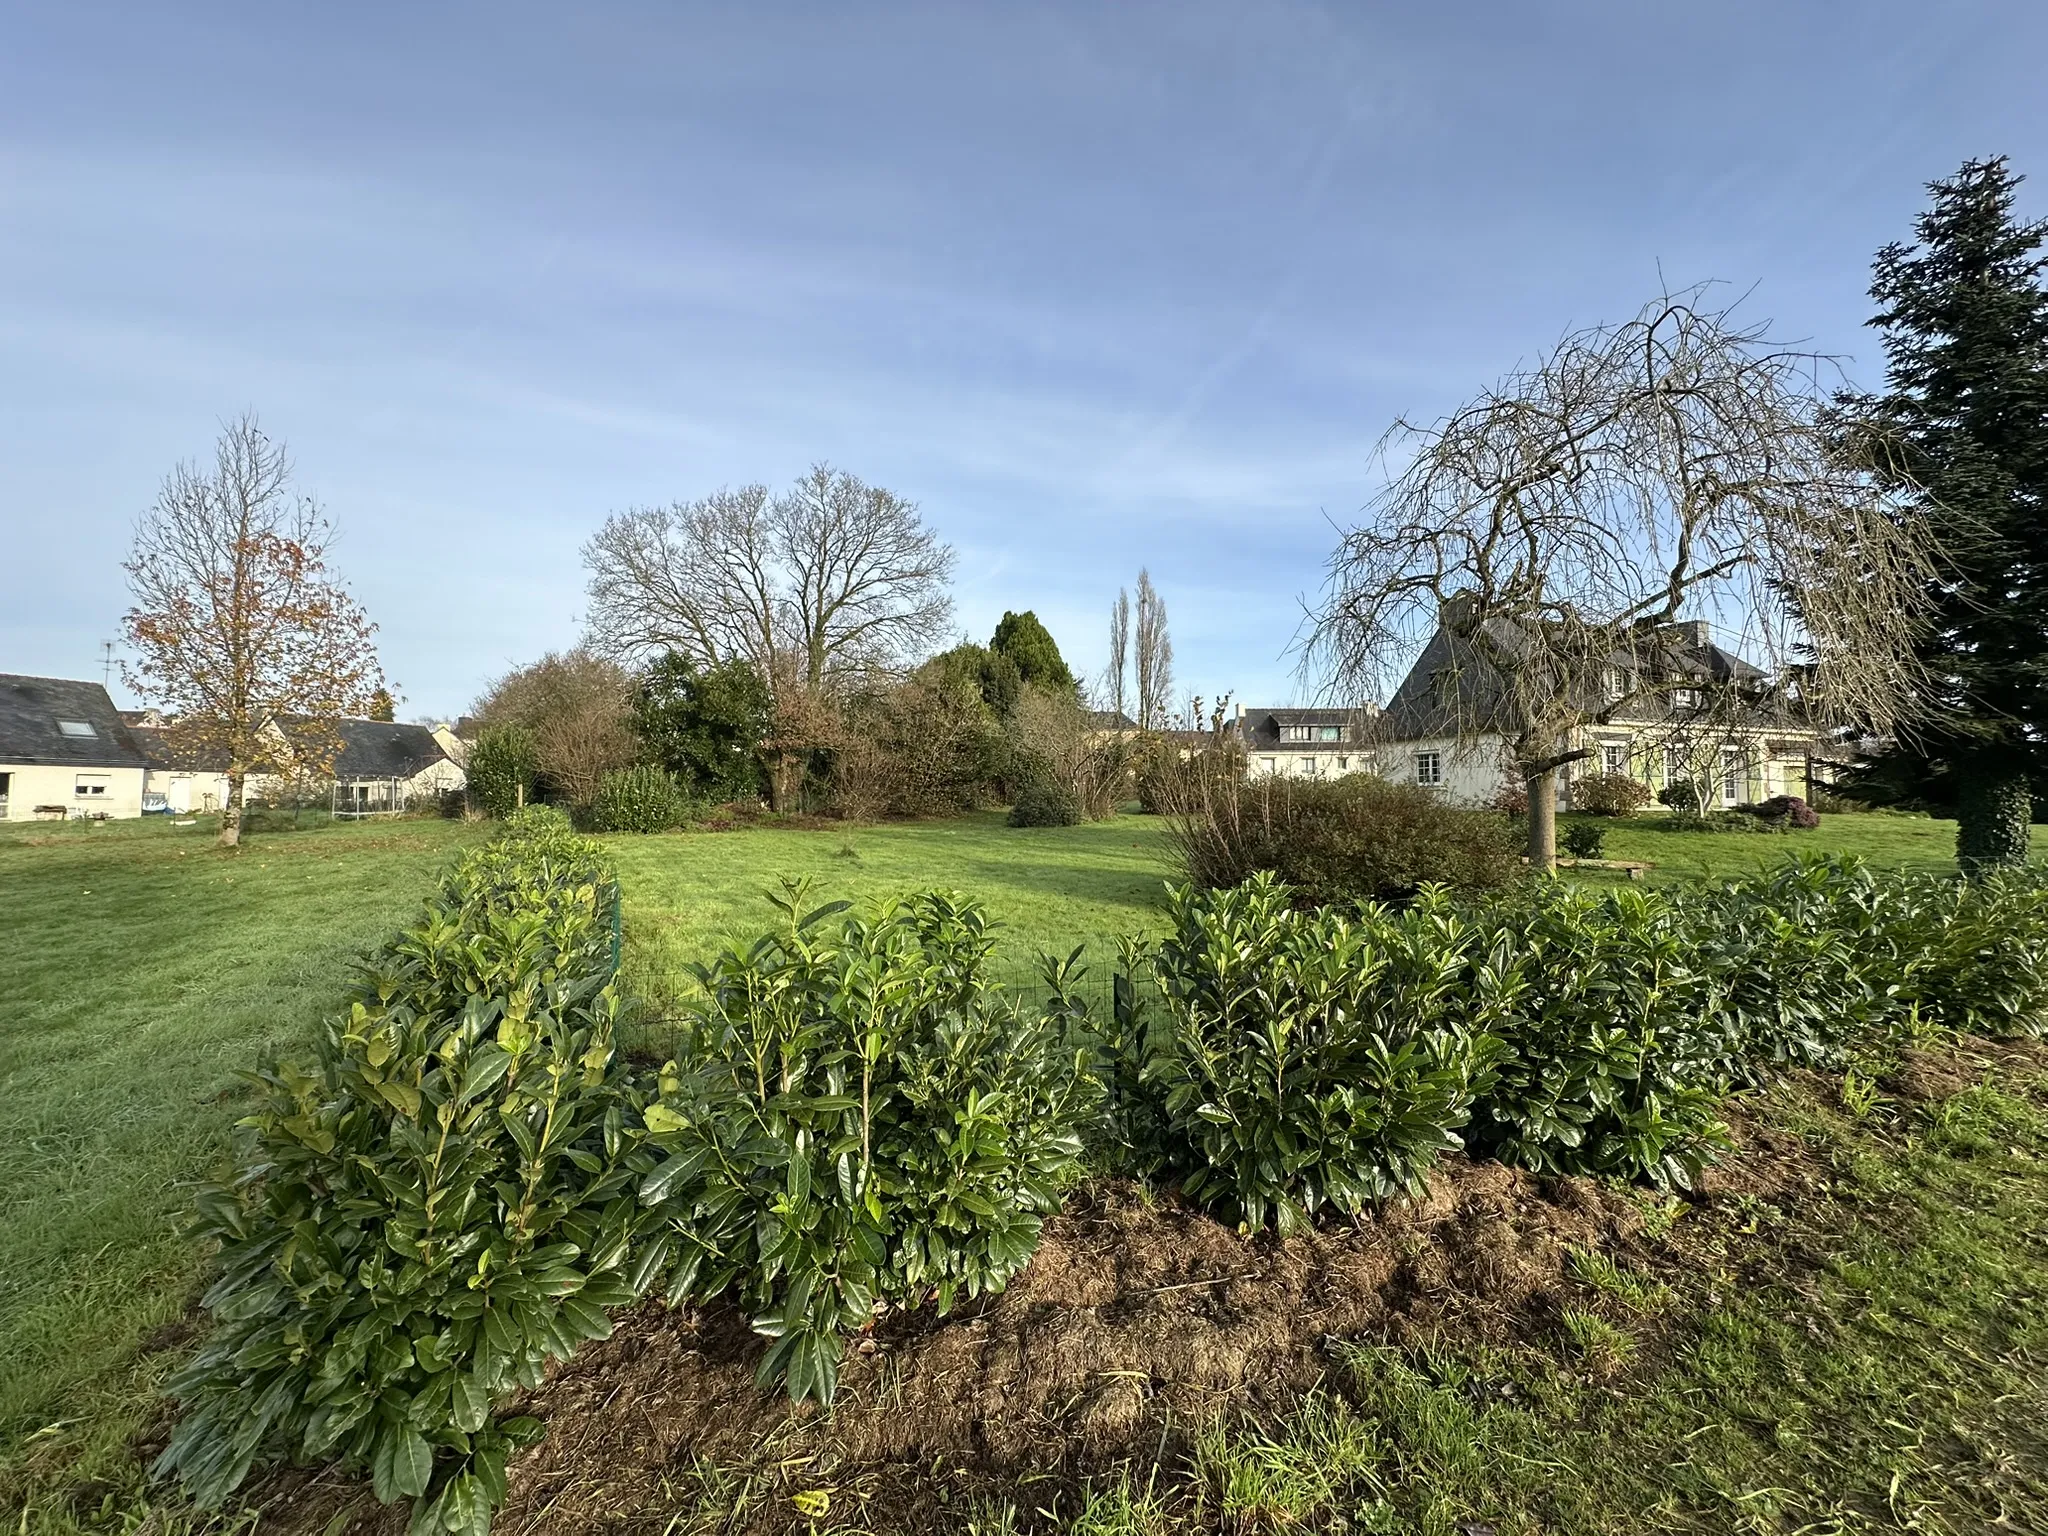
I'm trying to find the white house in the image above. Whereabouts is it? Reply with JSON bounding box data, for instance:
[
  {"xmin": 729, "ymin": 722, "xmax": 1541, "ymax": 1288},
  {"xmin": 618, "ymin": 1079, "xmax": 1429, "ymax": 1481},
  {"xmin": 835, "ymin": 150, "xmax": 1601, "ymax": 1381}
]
[
  {"xmin": 0, "ymin": 675, "xmax": 152, "ymax": 820},
  {"xmin": 124, "ymin": 711, "xmax": 232, "ymax": 814},
  {"xmin": 1237, "ymin": 707, "xmax": 1382, "ymax": 780},
  {"xmin": 311, "ymin": 718, "xmax": 468, "ymax": 815},
  {"xmin": 1364, "ymin": 617, "xmax": 1823, "ymax": 809}
]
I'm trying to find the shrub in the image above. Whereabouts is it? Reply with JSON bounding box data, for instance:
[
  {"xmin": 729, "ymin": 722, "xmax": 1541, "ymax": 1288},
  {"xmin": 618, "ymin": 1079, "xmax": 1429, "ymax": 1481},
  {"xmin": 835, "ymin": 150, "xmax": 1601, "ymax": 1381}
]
[
  {"xmin": 583, "ymin": 765, "xmax": 691, "ymax": 833},
  {"xmin": 1742, "ymin": 794, "xmax": 1820, "ymax": 829},
  {"xmin": 1127, "ymin": 877, "xmax": 1508, "ymax": 1232},
  {"xmin": 1464, "ymin": 884, "xmax": 1730, "ymax": 1188},
  {"xmin": 499, "ymin": 801, "xmax": 575, "ymax": 840},
  {"xmin": 1682, "ymin": 857, "xmax": 1892, "ymax": 1074},
  {"xmin": 636, "ymin": 885, "xmax": 1101, "ymax": 1403},
  {"xmin": 465, "ymin": 726, "xmax": 540, "ymax": 818},
  {"xmin": 1168, "ymin": 772, "xmax": 1520, "ymax": 907},
  {"xmin": 1657, "ymin": 778, "xmax": 1707, "ymax": 814},
  {"xmin": 1571, "ymin": 772, "xmax": 1653, "ymax": 817},
  {"xmin": 1562, "ymin": 821, "xmax": 1607, "ymax": 859},
  {"xmin": 1488, "ymin": 780, "xmax": 1530, "ymax": 816},
  {"xmin": 156, "ymin": 817, "xmax": 649, "ymax": 1535},
  {"xmin": 1009, "ymin": 766, "xmax": 1083, "ymax": 827}
]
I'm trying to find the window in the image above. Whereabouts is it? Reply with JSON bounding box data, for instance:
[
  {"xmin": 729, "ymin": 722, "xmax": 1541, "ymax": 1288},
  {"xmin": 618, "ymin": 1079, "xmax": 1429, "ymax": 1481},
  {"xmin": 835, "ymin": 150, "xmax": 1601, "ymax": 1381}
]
[
  {"xmin": 1260, "ymin": 757, "xmax": 1277, "ymax": 774},
  {"xmin": 1280, "ymin": 724, "xmax": 1312, "ymax": 743},
  {"xmin": 1316, "ymin": 725, "xmax": 1345, "ymax": 742},
  {"xmin": 1671, "ymin": 687, "xmax": 1701, "ymax": 710},
  {"xmin": 1336, "ymin": 757, "xmax": 1350, "ymax": 771},
  {"xmin": 1415, "ymin": 751, "xmax": 1443, "ymax": 787},
  {"xmin": 57, "ymin": 719, "xmax": 96, "ymax": 738},
  {"xmin": 1602, "ymin": 667, "xmax": 1627, "ymax": 702},
  {"xmin": 74, "ymin": 774, "xmax": 110, "ymax": 798},
  {"xmin": 1602, "ymin": 742, "xmax": 1628, "ymax": 776}
]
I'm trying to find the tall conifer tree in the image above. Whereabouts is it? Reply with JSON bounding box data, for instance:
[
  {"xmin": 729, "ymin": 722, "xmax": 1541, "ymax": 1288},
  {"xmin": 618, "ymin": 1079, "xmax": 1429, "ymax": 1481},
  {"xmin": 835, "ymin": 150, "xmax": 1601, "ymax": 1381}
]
[{"xmin": 1856, "ymin": 157, "xmax": 2048, "ymax": 872}]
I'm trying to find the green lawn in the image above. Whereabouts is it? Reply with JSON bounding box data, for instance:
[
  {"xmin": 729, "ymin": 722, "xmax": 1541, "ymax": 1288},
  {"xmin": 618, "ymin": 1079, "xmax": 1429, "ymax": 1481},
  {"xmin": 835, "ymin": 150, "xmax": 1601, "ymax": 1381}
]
[
  {"xmin": 0, "ymin": 814, "xmax": 479, "ymax": 1508},
  {"xmin": 1581, "ymin": 808, "xmax": 2048, "ymax": 884},
  {"xmin": 609, "ymin": 811, "xmax": 1179, "ymax": 1025},
  {"xmin": 0, "ymin": 801, "xmax": 2037, "ymax": 1531}
]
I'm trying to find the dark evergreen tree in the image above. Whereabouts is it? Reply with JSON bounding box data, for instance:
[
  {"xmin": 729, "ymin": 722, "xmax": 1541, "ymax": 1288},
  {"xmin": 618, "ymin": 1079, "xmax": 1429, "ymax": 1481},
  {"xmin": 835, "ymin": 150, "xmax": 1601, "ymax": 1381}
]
[
  {"xmin": 631, "ymin": 653, "xmax": 772, "ymax": 802},
  {"xmin": 920, "ymin": 642, "xmax": 1022, "ymax": 718},
  {"xmin": 1853, "ymin": 156, "xmax": 2048, "ymax": 873},
  {"xmin": 990, "ymin": 610, "xmax": 1077, "ymax": 695}
]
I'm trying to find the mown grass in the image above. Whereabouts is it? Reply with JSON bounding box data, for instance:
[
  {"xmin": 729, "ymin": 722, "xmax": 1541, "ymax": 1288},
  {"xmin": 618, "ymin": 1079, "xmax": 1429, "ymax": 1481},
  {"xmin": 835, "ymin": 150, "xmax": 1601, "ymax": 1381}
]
[
  {"xmin": 4, "ymin": 802, "xmax": 2044, "ymax": 1534},
  {"xmin": 0, "ymin": 814, "xmax": 479, "ymax": 1516},
  {"xmin": 1579, "ymin": 806, "xmax": 2048, "ymax": 884},
  {"xmin": 608, "ymin": 811, "xmax": 1179, "ymax": 1025}
]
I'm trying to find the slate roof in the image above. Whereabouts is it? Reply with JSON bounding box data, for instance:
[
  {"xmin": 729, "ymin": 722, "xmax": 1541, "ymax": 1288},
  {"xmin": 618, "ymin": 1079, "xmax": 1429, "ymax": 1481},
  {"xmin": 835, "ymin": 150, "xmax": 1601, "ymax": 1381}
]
[
  {"xmin": 1238, "ymin": 707, "xmax": 1378, "ymax": 754},
  {"xmin": 127, "ymin": 725, "xmax": 231, "ymax": 774},
  {"xmin": 329, "ymin": 718, "xmax": 455, "ymax": 781},
  {"xmin": 1373, "ymin": 618, "xmax": 1793, "ymax": 744},
  {"xmin": 0, "ymin": 675, "xmax": 151, "ymax": 769},
  {"xmin": 1084, "ymin": 709, "xmax": 1141, "ymax": 732}
]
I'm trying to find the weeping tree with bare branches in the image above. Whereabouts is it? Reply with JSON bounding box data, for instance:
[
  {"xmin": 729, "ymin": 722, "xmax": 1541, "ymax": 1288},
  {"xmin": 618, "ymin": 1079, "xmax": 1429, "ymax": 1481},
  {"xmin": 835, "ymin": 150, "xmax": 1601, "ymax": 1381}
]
[
  {"xmin": 124, "ymin": 415, "xmax": 384, "ymax": 847},
  {"xmin": 582, "ymin": 464, "xmax": 955, "ymax": 806},
  {"xmin": 1308, "ymin": 288, "xmax": 1939, "ymax": 869}
]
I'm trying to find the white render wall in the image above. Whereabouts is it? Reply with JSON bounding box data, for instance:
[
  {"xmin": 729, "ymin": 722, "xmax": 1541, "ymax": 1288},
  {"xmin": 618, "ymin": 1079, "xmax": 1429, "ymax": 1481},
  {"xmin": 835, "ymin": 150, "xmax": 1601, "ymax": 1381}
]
[
  {"xmin": 145, "ymin": 768, "xmax": 230, "ymax": 813},
  {"xmin": 0, "ymin": 762, "xmax": 147, "ymax": 820}
]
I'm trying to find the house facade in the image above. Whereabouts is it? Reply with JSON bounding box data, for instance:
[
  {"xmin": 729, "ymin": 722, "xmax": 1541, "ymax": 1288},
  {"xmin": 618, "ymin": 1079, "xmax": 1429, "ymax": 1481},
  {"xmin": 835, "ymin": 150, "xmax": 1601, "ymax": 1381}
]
[
  {"xmin": 311, "ymin": 718, "xmax": 467, "ymax": 815},
  {"xmin": 124, "ymin": 712, "xmax": 233, "ymax": 814},
  {"xmin": 1365, "ymin": 619, "xmax": 1824, "ymax": 809},
  {"xmin": 1237, "ymin": 707, "xmax": 1381, "ymax": 780},
  {"xmin": 0, "ymin": 675, "xmax": 151, "ymax": 820}
]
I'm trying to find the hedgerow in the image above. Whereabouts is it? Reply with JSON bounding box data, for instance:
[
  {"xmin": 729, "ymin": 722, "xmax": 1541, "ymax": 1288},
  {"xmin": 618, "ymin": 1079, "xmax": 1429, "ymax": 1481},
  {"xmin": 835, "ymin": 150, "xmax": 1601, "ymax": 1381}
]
[
  {"xmin": 1120, "ymin": 856, "xmax": 2048, "ymax": 1225},
  {"xmin": 160, "ymin": 833, "xmax": 2048, "ymax": 1531}
]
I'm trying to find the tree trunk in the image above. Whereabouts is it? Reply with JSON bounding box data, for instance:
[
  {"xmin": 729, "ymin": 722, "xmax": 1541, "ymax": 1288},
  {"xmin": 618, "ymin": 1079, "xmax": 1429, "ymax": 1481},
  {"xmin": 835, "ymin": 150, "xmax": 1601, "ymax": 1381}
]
[
  {"xmin": 220, "ymin": 772, "xmax": 244, "ymax": 848},
  {"xmin": 1526, "ymin": 767, "xmax": 1557, "ymax": 872},
  {"xmin": 1956, "ymin": 771, "xmax": 2031, "ymax": 879}
]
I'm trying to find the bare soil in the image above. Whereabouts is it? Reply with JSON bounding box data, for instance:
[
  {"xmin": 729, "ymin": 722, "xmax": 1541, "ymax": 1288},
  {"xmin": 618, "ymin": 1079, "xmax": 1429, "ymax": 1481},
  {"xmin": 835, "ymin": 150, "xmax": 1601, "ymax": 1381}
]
[{"xmin": 206, "ymin": 1035, "xmax": 2048, "ymax": 1536}]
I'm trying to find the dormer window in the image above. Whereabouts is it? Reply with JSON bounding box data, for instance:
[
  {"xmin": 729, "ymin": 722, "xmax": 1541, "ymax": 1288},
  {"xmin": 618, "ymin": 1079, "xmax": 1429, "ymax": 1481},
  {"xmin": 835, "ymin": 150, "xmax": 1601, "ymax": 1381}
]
[
  {"xmin": 1280, "ymin": 724, "xmax": 1312, "ymax": 743},
  {"xmin": 58, "ymin": 720, "xmax": 97, "ymax": 738},
  {"xmin": 1670, "ymin": 687, "xmax": 1701, "ymax": 710},
  {"xmin": 1603, "ymin": 667, "xmax": 1628, "ymax": 702},
  {"xmin": 1317, "ymin": 725, "xmax": 1345, "ymax": 742}
]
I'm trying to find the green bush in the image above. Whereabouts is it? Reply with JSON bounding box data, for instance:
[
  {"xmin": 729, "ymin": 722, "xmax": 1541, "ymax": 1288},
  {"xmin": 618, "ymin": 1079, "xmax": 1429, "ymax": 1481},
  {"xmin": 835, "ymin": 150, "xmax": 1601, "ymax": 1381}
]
[
  {"xmin": 635, "ymin": 884, "xmax": 1100, "ymax": 1403},
  {"xmin": 1465, "ymin": 884, "xmax": 1730, "ymax": 1187},
  {"xmin": 466, "ymin": 726, "xmax": 539, "ymax": 819},
  {"xmin": 499, "ymin": 802, "xmax": 574, "ymax": 841},
  {"xmin": 583, "ymin": 764, "xmax": 691, "ymax": 833},
  {"xmin": 1562, "ymin": 820, "xmax": 1606, "ymax": 859},
  {"xmin": 1172, "ymin": 773, "xmax": 1520, "ymax": 906},
  {"xmin": 156, "ymin": 817, "xmax": 650, "ymax": 1536},
  {"xmin": 1128, "ymin": 876, "xmax": 1506, "ymax": 1233},
  {"xmin": 1008, "ymin": 764, "xmax": 1084, "ymax": 827},
  {"xmin": 1657, "ymin": 778, "xmax": 1707, "ymax": 815},
  {"xmin": 1571, "ymin": 772, "xmax": 1652, "ymax": 817}
]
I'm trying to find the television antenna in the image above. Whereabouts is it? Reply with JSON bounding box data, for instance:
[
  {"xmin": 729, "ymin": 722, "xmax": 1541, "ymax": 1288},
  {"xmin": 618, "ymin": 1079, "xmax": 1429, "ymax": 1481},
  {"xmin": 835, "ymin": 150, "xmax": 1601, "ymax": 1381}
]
[{"xmin": 100, "ymin": 640, "xmax": 117, "ymax": 689}]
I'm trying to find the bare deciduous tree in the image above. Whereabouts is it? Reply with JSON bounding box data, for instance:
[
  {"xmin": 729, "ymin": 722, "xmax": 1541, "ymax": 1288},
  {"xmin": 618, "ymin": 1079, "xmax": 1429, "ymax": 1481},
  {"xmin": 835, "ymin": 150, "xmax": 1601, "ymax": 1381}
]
[
  {"xmin": 582, "ymin": 464, "xmax": 955, "ymax": 696},
  {"xmin": 1106, "ymin": 588, "xmax": 1131, "ymax": 720},
  {"xmin": 1308, "ymin": 288, "xmax": 1938, "ymax": 868},
  {"xmin": 470, "ymin": 649, "xmax": 638, "ymax": 806},
  {"xmin": 1133, "ymin": 568, "xmax": 1175, "ymax": 730},
  {"xmin": 123, "ymin": 415, "xmax": 383, "ymax": 847}
]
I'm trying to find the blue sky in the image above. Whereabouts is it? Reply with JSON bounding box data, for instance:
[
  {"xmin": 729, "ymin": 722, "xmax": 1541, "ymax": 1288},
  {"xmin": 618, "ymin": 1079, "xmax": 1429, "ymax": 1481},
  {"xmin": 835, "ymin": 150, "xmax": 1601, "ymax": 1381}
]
[{"xmin": 4, "ymin": 2, "xmax": 2046, "ymax": 719}]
